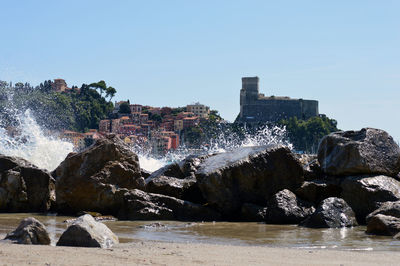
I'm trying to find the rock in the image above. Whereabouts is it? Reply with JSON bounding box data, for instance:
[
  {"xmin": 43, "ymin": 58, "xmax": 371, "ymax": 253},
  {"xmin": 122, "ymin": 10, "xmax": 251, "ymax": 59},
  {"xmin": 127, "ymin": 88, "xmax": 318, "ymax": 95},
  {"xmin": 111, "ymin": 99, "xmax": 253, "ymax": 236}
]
[
  {"xmin": 4, "ymin": 217, "xmax": 50, "ymax": 245},
  {"xmin": 145, "ymin": 175, "xmax": 205, "ymax": 203},
  {"xmin": 264, "ymin": 189, "xmax": 315, "ymax": 224},
  {"xmin": 147, "ymin": 154, "xmax": 209, "ymax": 180},
  {"xmin": 295, "ymin": 178, "xmax": 341, "ymax": 205},
  {"xmin": 140, "ymin": 169, "xmax": 151, "ymax": 179},
  {"xmin": 57, "ymin": 214, "xmax": 118, "ymax": 248},
  {"xmin": 301, "ymin": 197, "xmax": 357, "ymax": 228},
  {"xmin": 366, "ymin": 201, "xmax": 400, "ymax": 222},
  {"xmin": 366, "ymin": 214, "xmax": 400, "ymax": 236},
  {"xmin": 118, "ymin": 189, "xmax": 221, "ymax": 221},
  {"xmin": 240, "ymin": 203, "xmax": 266, "ymax": 222},
  {"xmin": 196, "ymin": 145, "xmax": 304, "ymax": 217},
  {"xmin": 318, "ymin": 128, "xmax": 400, "ymax": 177},
  {"xmin": 54, "ymin": 135, "xmax": 145, "ymax": 214},
  {"xmin": 0, "ymin": 155, "xmax": 55, "ymax": 212},
  {"xmin": 341, "ymin": 175, "xmax": 400, "ymax": 223},
  {"xmin": 295, "ymin": 154, "xmax": 323, "ymax": 181}
]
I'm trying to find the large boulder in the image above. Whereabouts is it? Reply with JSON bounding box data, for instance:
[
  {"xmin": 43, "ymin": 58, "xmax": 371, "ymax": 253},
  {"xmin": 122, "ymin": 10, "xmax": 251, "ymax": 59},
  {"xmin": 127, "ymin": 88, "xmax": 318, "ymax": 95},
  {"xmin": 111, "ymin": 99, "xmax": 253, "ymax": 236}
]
[
  {"xmin": 4, "ymin": 217, "xmax": 50, "ymax": 245},
  {"xmin": 295, "ymin": 178, "xmax": 342, "ymax": 205},
  {"xmin": 148, "ymin": 154, "xmax": 209, "ymax": 180},
  {"xmin": 54, "ymin": 135, "xmax": 145, "ymax": 214},
  {"xmin": 145, "ymin": 175, "xmax": 204, "ymax": 203},
  {"xmin": 264, "ymin": 189, "xmax": 314, "ymax": 224},
  {"xmin": 341, "ymin": 175, "xmax": 400, "ymax": 223},
  {"xmin": 196, "ymin": 145, "xmax": 304, "ymax": 217},
  {"xmin": 0, "ymin": 155, "xmax": 55, "ymax": 212},
  {"xmin": 318, "ymin": 128, "xmax": 400, "ymax": 177},
  {"xmin": 118, "ymin": 189, "xmax": 221, "ymax": 221},
  {"xmin": 301, "ymin": 197, "xmax": 357, "ymax": 228},
  {"xmin": 366, "ymin": 214, "xmax": 400, "ymax": 236},
  {"xmin": 57, "ymin": 214, "xmax": 118, "ymax": 248},
  {"xmin": 366, "ymin": 201, "xmax": 400, "ymax": 222}
]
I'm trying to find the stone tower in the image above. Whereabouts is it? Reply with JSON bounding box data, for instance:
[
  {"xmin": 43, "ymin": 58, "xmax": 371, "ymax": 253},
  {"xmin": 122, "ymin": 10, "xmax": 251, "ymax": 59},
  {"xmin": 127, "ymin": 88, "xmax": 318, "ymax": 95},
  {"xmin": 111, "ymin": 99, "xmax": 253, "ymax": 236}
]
[{"xmin": 240, "ymin": 77, "xmax": 259, "ymax": 115}]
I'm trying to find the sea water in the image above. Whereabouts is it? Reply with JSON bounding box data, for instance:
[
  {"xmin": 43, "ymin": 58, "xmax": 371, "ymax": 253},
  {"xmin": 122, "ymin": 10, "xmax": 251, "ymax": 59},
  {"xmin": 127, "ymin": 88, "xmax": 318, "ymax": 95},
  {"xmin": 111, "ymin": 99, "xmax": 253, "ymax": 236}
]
[{"xmin": 0, "ymin": 213, "xmax": 398, "ymax": 251}]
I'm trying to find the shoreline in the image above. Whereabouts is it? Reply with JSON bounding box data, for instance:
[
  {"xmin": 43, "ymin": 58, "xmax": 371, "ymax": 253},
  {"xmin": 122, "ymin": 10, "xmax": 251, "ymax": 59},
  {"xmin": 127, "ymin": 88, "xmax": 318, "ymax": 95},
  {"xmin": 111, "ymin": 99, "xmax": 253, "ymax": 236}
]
[{"xmin": 1, "ymin": 239, "xmax": 400, "ymax": 265}]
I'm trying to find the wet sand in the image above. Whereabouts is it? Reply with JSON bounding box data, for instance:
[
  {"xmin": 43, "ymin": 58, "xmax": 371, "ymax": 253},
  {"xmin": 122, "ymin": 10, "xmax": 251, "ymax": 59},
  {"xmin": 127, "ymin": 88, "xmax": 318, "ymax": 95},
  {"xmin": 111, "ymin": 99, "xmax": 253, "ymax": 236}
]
[{"xmin": 1, "ymin": 239, "xmax": 400, "ymax": 266}]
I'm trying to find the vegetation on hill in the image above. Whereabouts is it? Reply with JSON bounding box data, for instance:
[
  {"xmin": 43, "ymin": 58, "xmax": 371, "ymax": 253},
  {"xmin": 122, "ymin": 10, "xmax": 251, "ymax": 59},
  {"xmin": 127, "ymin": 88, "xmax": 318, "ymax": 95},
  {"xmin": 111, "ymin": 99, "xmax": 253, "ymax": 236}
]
[
  {"xmin": 0, "ymin": 80, "xmax": 114, "ymax": 132},
  {"xmin": 278, "ymin": 115, "xmax": 339, "ymax": 153},
  {"xmin": 182, "ymin": 110, "xmax": 233, "ymax": 147}
]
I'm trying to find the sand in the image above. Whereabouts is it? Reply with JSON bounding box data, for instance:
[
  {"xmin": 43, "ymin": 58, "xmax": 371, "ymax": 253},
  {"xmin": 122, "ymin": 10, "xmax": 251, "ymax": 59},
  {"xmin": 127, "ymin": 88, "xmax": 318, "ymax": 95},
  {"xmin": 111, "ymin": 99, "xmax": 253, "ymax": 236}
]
[{"xmin": 1, "ymin": 239, "xmax": 400, "ymax": 266}]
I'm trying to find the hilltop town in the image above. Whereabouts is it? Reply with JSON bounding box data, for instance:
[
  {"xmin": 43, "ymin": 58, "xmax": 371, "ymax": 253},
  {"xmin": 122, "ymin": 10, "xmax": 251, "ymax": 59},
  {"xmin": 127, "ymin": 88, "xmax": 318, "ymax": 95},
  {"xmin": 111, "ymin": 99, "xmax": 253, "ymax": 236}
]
[{"xmin": 62, "ymin": 100, "xmax": 213, "ymax": 155}]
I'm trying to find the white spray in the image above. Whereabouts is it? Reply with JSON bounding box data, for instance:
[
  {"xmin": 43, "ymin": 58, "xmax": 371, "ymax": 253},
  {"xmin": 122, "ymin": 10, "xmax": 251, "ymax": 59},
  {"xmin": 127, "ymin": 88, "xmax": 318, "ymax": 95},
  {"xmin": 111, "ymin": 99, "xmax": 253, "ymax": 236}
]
[{"xmin": 0, "ymin": 101, "xmax": 73, "ymax": 171}]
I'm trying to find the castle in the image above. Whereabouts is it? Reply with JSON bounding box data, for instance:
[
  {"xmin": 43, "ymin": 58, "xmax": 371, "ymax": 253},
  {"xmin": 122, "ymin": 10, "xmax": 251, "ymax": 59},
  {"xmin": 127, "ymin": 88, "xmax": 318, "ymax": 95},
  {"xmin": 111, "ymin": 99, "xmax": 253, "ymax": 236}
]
[{"xmin": 236, "ymin": 77, "xmax": 319, "ymax": 124}]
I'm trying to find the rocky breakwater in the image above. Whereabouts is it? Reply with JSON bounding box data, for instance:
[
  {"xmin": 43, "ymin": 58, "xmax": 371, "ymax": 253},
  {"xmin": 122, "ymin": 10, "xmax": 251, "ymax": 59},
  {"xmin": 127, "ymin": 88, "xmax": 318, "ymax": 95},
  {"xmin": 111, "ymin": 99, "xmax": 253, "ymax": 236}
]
[
  {"xmin": 317, "ymin": 128, "xmax": 400, "ymax": 226},
  {"xmin": 153, "ymin": 127, "xmax": 400, "ymax": 231},
  {"xmin": 54, "ymin": 135, "xmax": 219, "ymax": 221},
  {"xmin": 0, "ymin": 155, "xmax": 55, "ymax": 212},
  {"xmin": 195, "ymin": 145, "xmax": 305, "ymax": 219}
]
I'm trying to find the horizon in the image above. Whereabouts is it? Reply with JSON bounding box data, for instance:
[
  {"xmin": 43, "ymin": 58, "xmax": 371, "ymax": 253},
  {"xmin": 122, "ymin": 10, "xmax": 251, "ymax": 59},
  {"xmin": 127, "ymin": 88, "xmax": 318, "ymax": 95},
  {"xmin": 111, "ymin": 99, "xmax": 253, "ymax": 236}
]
[{"xmin": 1, "ymin": 1, "xmax": 399, "ymax": 141}]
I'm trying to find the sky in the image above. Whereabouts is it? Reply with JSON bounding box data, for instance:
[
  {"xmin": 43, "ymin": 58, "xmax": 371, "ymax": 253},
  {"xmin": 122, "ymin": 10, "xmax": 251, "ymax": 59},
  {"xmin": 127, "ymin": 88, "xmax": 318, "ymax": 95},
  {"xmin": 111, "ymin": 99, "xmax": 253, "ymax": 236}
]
[{"xmin": 1, "ymin": 1, "xmax": 399, "ymax": 141}]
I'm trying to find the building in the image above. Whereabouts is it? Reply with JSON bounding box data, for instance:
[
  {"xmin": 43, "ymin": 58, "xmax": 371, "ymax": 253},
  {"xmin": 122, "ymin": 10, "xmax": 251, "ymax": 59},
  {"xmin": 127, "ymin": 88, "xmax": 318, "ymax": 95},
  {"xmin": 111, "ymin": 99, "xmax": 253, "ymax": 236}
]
[
  {"xmin": 183, "ymin": 116, "xmax": 199, "ymax": 129},
  {"xmin": 236, "ymin": 77, "xmax": 319, "ymax": 124},
  {"xmin": 52, "ymin": 79, "xmax": 68, "ymax": 92},
  {"xmin": 174, "ymin": 119, "xmax": 183, "ymax": 132},
  {"xmin": 187, "ymin": 103, "xmax": 210, "ymax": 118},
  {"xmin": 84, "ymin": 130, "xmax": 103, "ymax": 142},
  {"xmin": 111, "ymin": 119, "xmax": 121, "ymax": 133},
  {"xmin": 130, "ymin": 104, "xmax": 142, "ymax": 113},
  {"xmin": 151, "ymin": 131, "xmax": 180, "ymax": 154},
  {"xmin": 176, "ymin": 112, "xmax": 194, "ymax": 119},
  {"xmin": 60, "ymin": 130, "xmax": 85, "ymax": 150},
  {"xmin": 99, "ymin": 119, "xmax": 111, "ymax": 133},
  {"xmin": 118, "ymin": 124, "xmax": 139, "ymax": 136}
]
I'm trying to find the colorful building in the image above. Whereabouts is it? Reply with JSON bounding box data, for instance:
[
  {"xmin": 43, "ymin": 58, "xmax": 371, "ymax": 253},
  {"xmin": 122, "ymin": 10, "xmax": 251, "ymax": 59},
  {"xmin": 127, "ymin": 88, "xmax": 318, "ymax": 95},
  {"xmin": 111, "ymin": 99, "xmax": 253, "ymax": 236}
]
[{"xmin": 187, "ymin": 103, "xmax": 210, "ymax": 118}]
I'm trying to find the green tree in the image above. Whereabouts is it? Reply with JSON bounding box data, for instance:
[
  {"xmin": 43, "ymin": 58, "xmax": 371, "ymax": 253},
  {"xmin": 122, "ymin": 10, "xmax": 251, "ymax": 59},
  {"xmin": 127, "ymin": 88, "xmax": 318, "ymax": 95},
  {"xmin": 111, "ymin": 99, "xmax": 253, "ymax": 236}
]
[
  {"xmin": 119, "ymin": 102, "xmax": 131, "ymax": 114},
  {"xmin": 0, "ymin": 79, "xmax": 115, "ymax": 132},
  {"xmin": 279, "ymin": 116, "xmax": 338, "ymax": 153}
]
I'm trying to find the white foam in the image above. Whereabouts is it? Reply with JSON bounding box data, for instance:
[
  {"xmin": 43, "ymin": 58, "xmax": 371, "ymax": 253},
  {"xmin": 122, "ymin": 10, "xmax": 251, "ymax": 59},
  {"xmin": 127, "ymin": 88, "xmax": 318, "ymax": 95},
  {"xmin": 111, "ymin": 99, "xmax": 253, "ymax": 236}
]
[{"xmin": 0, "ymin": 109, "xmax": 73, "ymax": 171}]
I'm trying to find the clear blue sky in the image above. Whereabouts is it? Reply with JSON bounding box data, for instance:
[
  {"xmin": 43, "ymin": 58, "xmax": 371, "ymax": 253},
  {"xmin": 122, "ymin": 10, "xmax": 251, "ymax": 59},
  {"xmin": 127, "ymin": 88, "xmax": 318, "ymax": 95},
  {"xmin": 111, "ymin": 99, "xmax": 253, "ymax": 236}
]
[{"xmin": 1, "ymin": 1, "xmax": 399, "ymax": 141}]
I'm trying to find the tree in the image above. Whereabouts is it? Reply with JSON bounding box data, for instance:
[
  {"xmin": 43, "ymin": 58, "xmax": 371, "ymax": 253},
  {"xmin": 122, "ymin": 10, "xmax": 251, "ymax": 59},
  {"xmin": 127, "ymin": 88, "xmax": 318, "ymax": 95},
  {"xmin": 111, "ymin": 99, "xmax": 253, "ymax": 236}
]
[
  {"xmin": 89, "ymin": 80, "xmax": 116, "ymax": 101},
  {"xmin": 279, "ymin": 115, "xmax": 339, "ymax": 153},
  {"xmin": 105, "ymin": 86, "xmax": 116, "ymax": 101},
  {"xmin": 119, "ymin": 102, "xmax": 131, "ymax": 114}
]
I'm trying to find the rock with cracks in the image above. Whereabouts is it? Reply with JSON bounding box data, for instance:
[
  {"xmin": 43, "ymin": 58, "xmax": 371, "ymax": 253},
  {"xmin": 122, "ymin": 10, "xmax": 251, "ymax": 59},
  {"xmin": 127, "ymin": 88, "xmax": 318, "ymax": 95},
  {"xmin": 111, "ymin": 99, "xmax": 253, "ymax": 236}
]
[
  {"xmin": 145, "ymin": 175, "xmax": 204, "ymax": 203},
  {"xmin": 57, "ymin": 214, "xmax": 118, "ymax": 248},
  {"xmin": 301, "ymin": 197, "xmax": 357, "ymax": 228},
  {"xmin": 264, "ymin": 189, "xmax": 315, "ymax": 224},
  {"xmin": 196, "ymin": 145, "xmax": 304, "ymax": 217},
  {"xmin": 4, "ymin": 217, "xmax": 50, "ymax": 245},
  {"xmin": 340, "ymin": 175, "xmax": 400, "ymax": 223},
  {"xmin": 0, "ymin": 155, "xmax": 55, "ymax": 212},
  {"xmin": 295, "ymin": 178, "xmax": 342, "ymax": 205},
  {"xmin": 366, "ymin": 214, "xmax": 400, "ymax": 236},
  {"xmin": 318, "ymin": 128, "xmax": 400, "ymax": 177},
  {"xmin": 118, "ymin": 189, "xmax": 221, "ymax": 221},
  {"xmin": 366, "ymin": 201, "xmax": 400, "ymax": 223},
  {"xmin": 54, "ymin": 135, "xmax": 145, "ymax": 215}
]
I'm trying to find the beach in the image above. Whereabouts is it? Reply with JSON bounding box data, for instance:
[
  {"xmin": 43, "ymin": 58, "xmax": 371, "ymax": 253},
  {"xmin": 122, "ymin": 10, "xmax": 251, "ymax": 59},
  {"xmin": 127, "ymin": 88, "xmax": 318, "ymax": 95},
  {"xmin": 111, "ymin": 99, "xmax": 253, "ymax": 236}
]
[{"xmin": 1, "ymin": 239, "xmax": 400, "ymax": 266}]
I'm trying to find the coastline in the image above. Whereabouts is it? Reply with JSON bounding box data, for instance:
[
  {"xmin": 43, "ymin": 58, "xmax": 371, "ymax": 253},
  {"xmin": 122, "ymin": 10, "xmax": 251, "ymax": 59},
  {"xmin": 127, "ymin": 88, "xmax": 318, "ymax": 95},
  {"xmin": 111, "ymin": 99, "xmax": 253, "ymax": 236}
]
[{"xmin": 1, "ymin": 239, "xmax": 400, "ymax": 266}]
